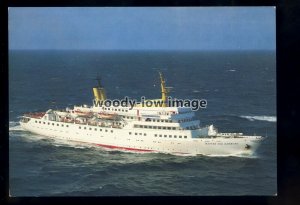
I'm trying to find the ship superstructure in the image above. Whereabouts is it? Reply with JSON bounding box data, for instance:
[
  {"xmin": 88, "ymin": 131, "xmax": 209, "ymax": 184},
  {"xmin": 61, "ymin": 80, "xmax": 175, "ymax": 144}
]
[{"xmin": 20, "ymin": 72, "xmax": 264, "ymax": 155}]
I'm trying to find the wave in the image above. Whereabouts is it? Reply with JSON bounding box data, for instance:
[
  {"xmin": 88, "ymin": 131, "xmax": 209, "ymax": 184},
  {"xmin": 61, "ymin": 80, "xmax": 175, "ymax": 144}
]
[
  {"xmin": 9, "ymin": 121, "xmax": 25, "ymax": 131},
  {"xmin": 227, "ymin": 69, "xmax": 236, "ymax": 72},
  {"xmin": 240, "ymin": 115, "xmax": 276, "ymax": 122}
]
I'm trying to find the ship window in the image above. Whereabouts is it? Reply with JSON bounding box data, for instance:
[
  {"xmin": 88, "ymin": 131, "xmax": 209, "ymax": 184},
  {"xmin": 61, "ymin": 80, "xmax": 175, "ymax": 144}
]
[
  {"xmin": 43, "ymin": 122, "xmax": 45, "ymax": 124},
  {"xmin": 144, "ymin": 126, "xmax": 148, "ymax": 128},
  {"xmin": 184, "ymin": 136, "xmax": 187, "ymax": 138},
  {"xmin": 62, "ymin": 124, "xmax": 64, "ymax": 127},
  {"xmin": 159, "ymin": 134, "xmax": 162, "ymax": 137},
  {"xmin": 153, "ymin": 126, "xmax": 157, "ymax": 129},
  {"xmin": 95, "ymin": 128, "xmax": 97, "ymax": 131},
  {"xmin": 169, "ymin": 135, "xmax": 172, "ymax": 138},
  {"xmin": 149, "ymin": 126, "xmax": 152, "ymax": 129},
  {"xmin": 167, "ymin": 127, "xmax": 171, "ymax": 130},
  {"xmin": 158, "ymin": 126, "xmax": 161, "ymax": 129},
  {"xmin": 111, "ymin": 130, "xmax": 113, "ymax": 133},
  {"xmin": 118, "ymin": 109, "xmax": 120, "ymax": 111},
  {"xmin": 155, "ymin": 134, "xmax": 157, "ymax": 137},
  {"xmin": 164, "ymin": 135, "xmax": 167, "ymax": 138},
  {"xmin": 163, "ymin": 127, "xmax": 166, "ymax": 130},
  {"xmin": 172, "ymin": 127, "xmax": 176, "ymax": 130},
  {"xmin": 135, "ymin": 133, "xmax": 137, "ymax": 135},
  {"xmin": 174, "ymin": 135, "xmax": 177, "ymax": 138},
  {"xmin": 57, "ymin": 124, "xmax": 59, "ymax": 126},
  {"xmin": 144, "ymin": 133, "xmax": 146, "ymax": 136},
  {"xmin": 139, "ymin": 133, "xmax": 142, "ymax": 135},
  {"xmin": 89, "ymin": 128, "xmax": 92, "ymax": 130},
  {"xmin": 52, "ymin": 123, "xmax": 54, "ymax": 125},
  {"xmin": 66, "ymin": 125, "xmax": 69, "ymax": 127},
  {"xmin": 48, "ymin": 122, "xmax": 50, "ymax": 125},
  {"xmin": 131, "ymin": 117, "xmax": 133, "ymax": 119},
  {"xmin": 79, "ymin": 126, "xmax": 81, "ymax": 129},
  {"xmin": 129, "ymin": 132, "xmax": 132, "ymax": 135},
  {"xmin": 108, "ymin": 108, "xmax": 110, "ymax": 110},
  {"xmin": 39, "ymin": 121, "xmax": 41, "ymax": 123},
  {"xmin": 179, "ymin": 136, "xmax": 182, "ymax": 138},
  {"xmin": 100, "ymin": 129, "xmax": 102, "ymax": 131},
  {"xmin": 35, "ymin": 120, "xmax": 37, "ymax": 123},
  {"xmin": 105, "ymin": 130, "xmax": 108, "ymax": 132}
]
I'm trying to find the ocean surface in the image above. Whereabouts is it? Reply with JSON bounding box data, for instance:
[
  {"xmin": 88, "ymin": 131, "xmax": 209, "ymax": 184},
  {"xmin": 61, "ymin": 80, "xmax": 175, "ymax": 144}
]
[{"xmin": 9, "ymin": 50, "xmax": 276, "ymax": 196}]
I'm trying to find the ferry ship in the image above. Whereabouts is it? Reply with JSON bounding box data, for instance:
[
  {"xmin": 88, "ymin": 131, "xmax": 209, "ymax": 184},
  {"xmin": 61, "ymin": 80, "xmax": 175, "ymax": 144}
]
[{"xmin": 20, "ymin": 72, "xmax": 264, "ymax": 156}]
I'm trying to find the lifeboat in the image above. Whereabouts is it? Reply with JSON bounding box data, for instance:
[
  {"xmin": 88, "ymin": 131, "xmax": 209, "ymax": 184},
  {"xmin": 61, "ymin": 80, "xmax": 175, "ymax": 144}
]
[
  {"xmin": 74, "ymin": 109, "xmax": 93, "ymax": 117},
  {"xmin": 97, "ymin": 112, "xmax": 117, "ymax": 119},
  {"xmin": 24, "ymin": 112, "xmax": 45, "ymax": 119}
]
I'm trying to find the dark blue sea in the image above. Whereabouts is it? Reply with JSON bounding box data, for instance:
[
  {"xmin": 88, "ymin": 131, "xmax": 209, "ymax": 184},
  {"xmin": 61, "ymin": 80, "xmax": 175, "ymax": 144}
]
[{"xmin": 9, "ymin": 50, "xmax": 276, "ymax": 196}]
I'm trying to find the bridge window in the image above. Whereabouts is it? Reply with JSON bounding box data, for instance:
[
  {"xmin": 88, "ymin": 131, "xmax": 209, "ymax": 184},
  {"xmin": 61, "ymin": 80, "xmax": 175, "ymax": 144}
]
[
  {"xmin": 164, "ymin": 135, "xmax": 167, "ymax": 138},
  {"xmin": 169, "ymin": 135, "xmax": 172, "ymax": 138},
  {"xmin": 167, "ymin": 127, "xmax": 171, "ymax": 130},
  {"xmin": 174, "ymin": 135, "xmax": 177, "ymax": 138},
  {"xmin": 184, "ymin": 136, "xmax": 187, "ymax": 138},
  {"xmin": 89, "ymin": 128, "xmax": 92, "ymax": 130},
  {"xmin": 179, "ymin": 136, "xmax": 182, "ymax": 138}
]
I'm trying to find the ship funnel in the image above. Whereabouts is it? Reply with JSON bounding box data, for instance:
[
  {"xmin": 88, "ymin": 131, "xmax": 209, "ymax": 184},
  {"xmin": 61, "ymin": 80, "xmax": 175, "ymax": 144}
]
[
  {"xmin": 93, "ymin": 76, "xmax": 107, "ymax": 102},
  {"xmin": 159, "ymin": 72, "xmax": 169, "ymax": 107}
]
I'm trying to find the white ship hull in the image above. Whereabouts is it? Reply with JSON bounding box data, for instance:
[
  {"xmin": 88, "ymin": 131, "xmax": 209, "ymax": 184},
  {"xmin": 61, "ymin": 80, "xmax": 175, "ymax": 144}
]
[{"xmin": 20, "ymin": 119, "xmax": 263, "ymax": 156}]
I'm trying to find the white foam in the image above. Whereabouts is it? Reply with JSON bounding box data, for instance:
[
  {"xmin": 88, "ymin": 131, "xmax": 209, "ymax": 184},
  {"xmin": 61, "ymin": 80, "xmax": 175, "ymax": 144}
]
[
  {"xmin": 240, "ymin": 115, "xmax": 276, "ymax": 122},
  {"xmin": 227, "ymin": 69, "xmax": 236, "ymax": 72},
  {"xmin": 9, "ymin": 121, "xmax": 24, "ymax": 131}
]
